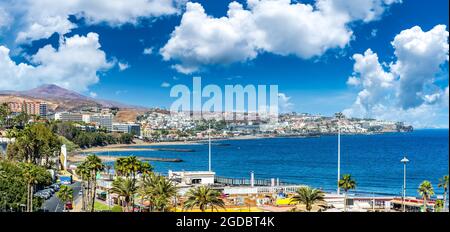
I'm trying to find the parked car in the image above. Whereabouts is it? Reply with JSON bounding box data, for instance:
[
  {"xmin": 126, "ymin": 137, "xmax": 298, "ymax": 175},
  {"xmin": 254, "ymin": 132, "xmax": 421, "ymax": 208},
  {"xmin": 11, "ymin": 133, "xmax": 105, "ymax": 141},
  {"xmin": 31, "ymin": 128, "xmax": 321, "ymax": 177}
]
[
  {"xmin": 41, "ymin": 189, "xmax": 53, "ymax": 198},
  {"xmin": 65, "ymin": 202, "xmax": 73, "ymax": 210},
  {"xmin": 37, "ymin": 191, "xmax": 51, "ymax": 199},
  {"xmin": 50, "ymin": 184, "xmax": 60, "ymax": 191},
  {"xmin": 43, "ymin": 192, "xmax": 52, "ymax": 199},
  {"xmin": 44, "ymin": 187, "xmax": 55, "ymax": 194},
  {"xmin": 34, "ymin": 192, "xmax": 43, "ymax": 198}
]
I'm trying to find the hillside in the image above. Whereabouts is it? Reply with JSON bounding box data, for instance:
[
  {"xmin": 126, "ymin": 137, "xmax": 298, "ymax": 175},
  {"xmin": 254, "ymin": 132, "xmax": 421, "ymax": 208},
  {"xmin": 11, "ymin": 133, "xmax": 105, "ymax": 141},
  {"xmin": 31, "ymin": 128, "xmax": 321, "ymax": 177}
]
[
  {"xmin": 0, "ymin": 84, "xmax": 147, "ymax": 112},
  {"xmin": 114, "ymin": 109, "xmax": 147, "ymax": 123}
]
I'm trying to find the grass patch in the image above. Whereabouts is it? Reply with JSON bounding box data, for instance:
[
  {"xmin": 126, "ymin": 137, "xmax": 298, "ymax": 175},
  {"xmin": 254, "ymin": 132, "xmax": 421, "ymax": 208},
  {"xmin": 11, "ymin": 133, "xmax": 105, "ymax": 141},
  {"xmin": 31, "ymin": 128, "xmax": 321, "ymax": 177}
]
[
  {"xmin": 111, "ymin": 205, "xmax": 123, "ymax": 212},
  {"xmin": 94, "ymin": 201, "xmax": 122, "ymax": 212}
]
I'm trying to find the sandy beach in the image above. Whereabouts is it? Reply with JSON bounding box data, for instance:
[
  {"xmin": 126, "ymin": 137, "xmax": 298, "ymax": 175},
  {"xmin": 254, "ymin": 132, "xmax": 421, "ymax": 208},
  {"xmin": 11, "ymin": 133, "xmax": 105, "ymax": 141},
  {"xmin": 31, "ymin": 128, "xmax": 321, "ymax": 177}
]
[
  {"xmin": 68, "ymin": 153, "xmax": 182, "ymax": 163},
  {"xmin": 68, "ymin": 140, "xmax": 203, "ymax": 163},
  {"xmin": 78, "ymin": 141, "xmax": 201, "ymax": 153},
  {"xmin": 68, "ymin": 134, "xmax": 285, "ymax": 164},
  {"xmin": 77, "ymin": 135, "xmax": 267, "ymax": 153}
]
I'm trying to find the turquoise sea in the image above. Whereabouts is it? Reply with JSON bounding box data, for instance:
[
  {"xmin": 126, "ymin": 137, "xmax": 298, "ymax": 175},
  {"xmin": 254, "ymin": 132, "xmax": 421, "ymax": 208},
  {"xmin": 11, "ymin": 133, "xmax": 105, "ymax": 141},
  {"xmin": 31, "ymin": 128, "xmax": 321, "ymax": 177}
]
[{"xmin": 94, "ymin": 129, "xmax": 449, "ymax": 197}]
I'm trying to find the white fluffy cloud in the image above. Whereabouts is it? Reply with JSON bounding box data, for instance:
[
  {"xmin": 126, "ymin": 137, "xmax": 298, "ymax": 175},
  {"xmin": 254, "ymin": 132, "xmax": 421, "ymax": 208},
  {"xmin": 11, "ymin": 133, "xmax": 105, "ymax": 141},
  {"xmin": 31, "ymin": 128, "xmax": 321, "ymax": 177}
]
[
  {"xmin": 316, "ymin": 0, "xmax": 401, "ymax": 22},
  {"xmin": 348, "ymin": 49, "xmax": 395, "ymax": 111},
  {"xmin": 118, "ymin": 62, "xmax": 130, "ymax": 71},
  {"xmin": 0, "ymin": 32, "xmax": 113, "ymax": 92},
  {"xmin": 161, "ymin": 2, "xmax": 259, "ymax": 74},
  {"xmin": 344, "ymin": 25, "xmax": 449, "ymax": 128},
  {"xmin": 391, "ymin": 25, "xmax": 449, "ymax": 109},
  {"xmin": 3, "ymin": 0, "xmax": 184, "ymax": 43},
  {"xmin": 161, "ymin": 0, "xmax": 400, "ymax": 73}
]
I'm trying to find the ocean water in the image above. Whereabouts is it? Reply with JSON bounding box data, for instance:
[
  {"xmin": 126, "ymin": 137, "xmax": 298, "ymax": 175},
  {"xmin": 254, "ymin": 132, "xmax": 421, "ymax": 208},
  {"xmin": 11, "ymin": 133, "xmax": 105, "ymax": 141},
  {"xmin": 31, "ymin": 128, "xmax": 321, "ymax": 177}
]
[{"xmin": 95, "ymin": 129, "xmax": 449, "ymax": 197}]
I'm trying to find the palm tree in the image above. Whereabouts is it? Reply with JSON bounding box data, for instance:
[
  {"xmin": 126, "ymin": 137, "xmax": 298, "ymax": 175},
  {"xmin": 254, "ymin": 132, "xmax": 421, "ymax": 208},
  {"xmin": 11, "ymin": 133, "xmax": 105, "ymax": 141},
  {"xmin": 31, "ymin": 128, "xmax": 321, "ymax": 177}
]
[
  {"xmin": 0, "ymin": 103, "xmax": 10, "ymax": 128},
  {"xmin": 12, "ymin": 123, "xmax": 60, "ymax": 164},
  {"xmin": 183, "ymin": 186, "xmax": 225, "ymax": 212},
  {"xmin": 21, "ymin": 163, "xmax": 39, "ymax": 212},
  {"xmin": 290, "ymin": 186, "xmax": 325, "ymax": 212},
  {"xmin": 17, "ymin": 163, "xmax": 50, "ymax": 212},
  {"xmin": 115, "ymin": 156, "xmax": 138, "ymax": 178},
  {"xmin": 115, "ymin": 156, "xmax": 153, "ymax": 180},
  {"xmin": 435, "ymin": 199, "xmax": 444, "ymax": 212},
  {"xmin": 139, "ymin": 162, "xmax": 153, "ymax": 177},
  {"xmin": 56, "ymin": 186, "xmax": 73, "ymax": 211},
  {"xmin": 114, "ymin": 157, "xmax": 127, "ymax": 177},
  {"xmin": 140, "ymin": 174, "xmax": 177, "ymax": 212},
  {"xmin": 418, "ymin": 180, "xmax": 434, "ymax": 212},
  {"xmin": 76, "ymin": 162, "xmax": 91, "ymax": 211},
  {"xmin": 109, "ymin": 177, "xmax": 138, "ymax": 212},
  {"xmin": 338, "ymin": 174, "xmax": 356, "ymax": 212},
  {"xmin": 85, "ymin": 154, "xmax": 104, "ymax": 212},
  {"xmin": 14, "ymin": 112, "xmax": 30, "ymax": 128},
  {"xmin": 438, "ymin": 175, "xmax": 448, "ymax": 211},
  {"xmin": 114, "ymin": 157, "xmax": 152, "ymax": 211},
  {"xmin": 125, "ymin": 156, "xmax": 141, "ymax": 180}
]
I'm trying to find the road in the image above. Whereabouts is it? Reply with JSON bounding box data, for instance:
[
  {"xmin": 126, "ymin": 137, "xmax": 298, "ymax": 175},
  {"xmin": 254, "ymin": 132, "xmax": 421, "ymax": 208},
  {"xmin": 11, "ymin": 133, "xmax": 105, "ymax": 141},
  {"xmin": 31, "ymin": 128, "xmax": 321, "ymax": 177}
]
[{"xmin": 41, "ymin": 182, "xmax": 81, "ymax": 212}]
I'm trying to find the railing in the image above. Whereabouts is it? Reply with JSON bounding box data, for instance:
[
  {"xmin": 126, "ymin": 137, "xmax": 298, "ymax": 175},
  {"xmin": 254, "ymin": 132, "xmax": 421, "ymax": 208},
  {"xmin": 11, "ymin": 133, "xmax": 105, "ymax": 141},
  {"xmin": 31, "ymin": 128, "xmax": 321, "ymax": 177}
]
[
  {"xmin": 222, "ymin": 185, "xmax": 307, "ymax": 195},
  {"xmin": 353, "ymin": 198, "xmax": 393, "ymax": 209},
  {"xmin": 256, "ymin": 185, "xmax": 306, "ymax": 194},
  {"xmin": 215, "ymin": 176, "xmax": 292, "ymax": 187}
]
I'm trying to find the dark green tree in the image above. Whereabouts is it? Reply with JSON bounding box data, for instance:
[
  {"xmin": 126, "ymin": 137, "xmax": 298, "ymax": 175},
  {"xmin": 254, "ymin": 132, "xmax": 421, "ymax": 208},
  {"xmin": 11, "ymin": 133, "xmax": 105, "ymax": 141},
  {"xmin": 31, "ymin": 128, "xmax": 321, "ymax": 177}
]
[
  {"xmin": 290, "ymin": 186, "xmax": 325, "ymax": 212},
  {"xmin": 183, "ymin": 186, "xmax": 225, "ymax": 212},
  {"xmin": 339, "ymin": 174, "xmax": 357, "ymax": 212}
]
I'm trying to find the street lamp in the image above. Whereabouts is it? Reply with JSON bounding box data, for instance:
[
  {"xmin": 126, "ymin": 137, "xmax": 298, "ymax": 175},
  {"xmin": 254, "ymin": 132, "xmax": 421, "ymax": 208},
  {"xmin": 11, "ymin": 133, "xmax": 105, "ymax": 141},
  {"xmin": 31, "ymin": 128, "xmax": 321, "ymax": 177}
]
[{"xmin": 400, "ymin": 156, "xmax": 409, "ymax": 212}]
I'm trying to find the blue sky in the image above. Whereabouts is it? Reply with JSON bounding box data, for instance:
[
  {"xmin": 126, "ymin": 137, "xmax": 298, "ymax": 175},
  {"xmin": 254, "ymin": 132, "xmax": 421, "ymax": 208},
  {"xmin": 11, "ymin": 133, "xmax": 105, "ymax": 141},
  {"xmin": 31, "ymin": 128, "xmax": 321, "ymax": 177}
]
[{"xmin": 0, "ymin": 0, "xmax": 448, "ymax": 127}]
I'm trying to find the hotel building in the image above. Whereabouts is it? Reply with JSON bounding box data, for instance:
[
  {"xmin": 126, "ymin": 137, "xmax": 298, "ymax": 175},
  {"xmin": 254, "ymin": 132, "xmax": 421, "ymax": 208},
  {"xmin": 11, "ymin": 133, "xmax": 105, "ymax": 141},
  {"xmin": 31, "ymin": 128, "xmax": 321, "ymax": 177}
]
[
  {"xmin": 112, "ymin": 123, "xmax": 141, "ymax": 136},
  {"xmin": 90, "ymin": 114, "xmax": 113, "ymax": 132},
  {"xmin": 54, "ymin": 112, "xmax": 83, "ymax": 122},
  {"xmin": 8, "ymin": 101, "xmax": 48, "ymax": 116}
]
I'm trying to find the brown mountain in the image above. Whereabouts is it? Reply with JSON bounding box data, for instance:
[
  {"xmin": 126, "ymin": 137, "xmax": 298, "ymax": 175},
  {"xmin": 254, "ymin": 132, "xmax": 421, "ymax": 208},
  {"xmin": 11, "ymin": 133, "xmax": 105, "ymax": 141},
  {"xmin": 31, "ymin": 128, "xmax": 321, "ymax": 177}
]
[
  {"xmin": 0, "ymin": 84, "xmax": 147, "ymax": 112},
  {"xmin": 21, "ymin": 84, "xmax": 91, "ymax": 101}
]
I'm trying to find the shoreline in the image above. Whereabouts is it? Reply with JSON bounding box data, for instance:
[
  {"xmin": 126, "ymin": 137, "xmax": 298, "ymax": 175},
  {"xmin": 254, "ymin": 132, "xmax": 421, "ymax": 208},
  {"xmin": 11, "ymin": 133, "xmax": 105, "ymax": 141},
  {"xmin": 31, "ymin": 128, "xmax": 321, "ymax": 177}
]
[
  {"xmin": 76, "ymin": 132, "xmax": 411, "ymax": 153},
  {"xmin": 76, "ymin": 135, "xmax": 264, "ymax": 153}
]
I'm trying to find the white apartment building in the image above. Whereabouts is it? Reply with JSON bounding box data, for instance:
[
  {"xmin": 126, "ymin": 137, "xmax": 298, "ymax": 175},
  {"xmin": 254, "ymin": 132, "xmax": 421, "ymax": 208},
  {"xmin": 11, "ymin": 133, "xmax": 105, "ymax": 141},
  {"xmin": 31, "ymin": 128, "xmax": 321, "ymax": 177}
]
[
  {"xmin": 82, "ymin": 114, "xmax": 91, "ymax": 123},
  {"xmin": 90, "ymin": 114, "xmax": 113, "ymax": 131},
  {"xmin": 54, "ymin": 112, "xmax": 83, "ymax": 122},
  {"xmin": 112, "ymin": 123, "xmax": 141, "ymax": 136},
  {"xmin": 168, "ymin": 170, "xmax": 215, "ymax": 186}
]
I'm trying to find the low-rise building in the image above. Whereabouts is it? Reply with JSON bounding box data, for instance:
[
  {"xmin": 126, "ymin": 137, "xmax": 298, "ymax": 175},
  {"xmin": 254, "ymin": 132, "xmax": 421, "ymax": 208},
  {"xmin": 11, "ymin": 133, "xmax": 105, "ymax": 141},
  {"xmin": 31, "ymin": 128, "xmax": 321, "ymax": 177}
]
[
  {"xmin": 112, "ymin": 123, "xmax": 141, "ymax": 136},
  {"xmin": 168, "ymin": 170, "xmax": 215, "ymax": 186},
  {"xmin": 82, "ymin": 114, "xmax": 91, "ymax": 123},
  {"xmin": 55, "ymin": 112, "xmax": 83, "ymax": 122}
]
